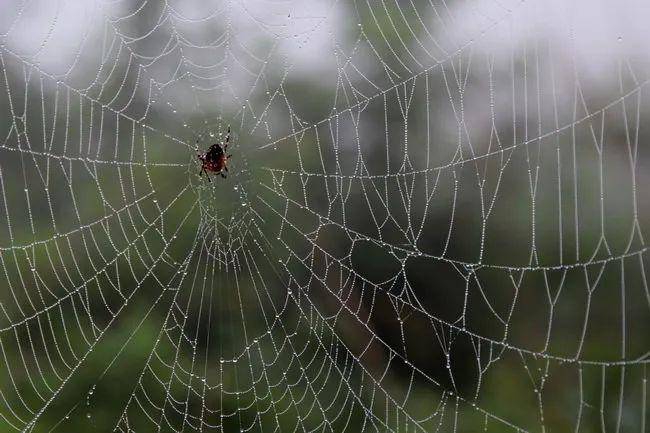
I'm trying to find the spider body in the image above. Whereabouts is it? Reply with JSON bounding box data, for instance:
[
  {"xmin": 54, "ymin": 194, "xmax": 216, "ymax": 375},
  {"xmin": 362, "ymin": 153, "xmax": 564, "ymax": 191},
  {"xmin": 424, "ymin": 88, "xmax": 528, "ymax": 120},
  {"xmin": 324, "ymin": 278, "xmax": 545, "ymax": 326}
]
[{"xmin": 197, "ymin": 127, "xmax": 232, "ymax": 181}]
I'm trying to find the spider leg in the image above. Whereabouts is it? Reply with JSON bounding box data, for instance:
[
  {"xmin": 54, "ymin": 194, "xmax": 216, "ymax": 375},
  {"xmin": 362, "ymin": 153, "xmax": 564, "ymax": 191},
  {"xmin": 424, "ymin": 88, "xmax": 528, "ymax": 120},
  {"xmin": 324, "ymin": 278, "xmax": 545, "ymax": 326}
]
[
  {"xmin": 224, "ymin": 126, "xmax": 230, "ymax": 151},
  {"xmin": 221, "ymin": 173, "xmax": 227, "ymax": 178},
  {"xmin": 227, "ymin": 154, "xmax": 232, "ymax": 159},
  {"xmin": 224, "ymin": 166, "xmax": 228, "ymax": 172}
]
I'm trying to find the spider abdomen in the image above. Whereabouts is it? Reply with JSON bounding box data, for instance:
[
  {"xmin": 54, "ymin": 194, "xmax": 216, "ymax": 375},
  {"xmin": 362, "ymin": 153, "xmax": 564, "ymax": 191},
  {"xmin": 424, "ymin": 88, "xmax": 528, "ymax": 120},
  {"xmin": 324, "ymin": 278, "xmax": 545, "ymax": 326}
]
[{"xmin": 196, "ymin": 127, "xmax": 232, "ymax": 181}]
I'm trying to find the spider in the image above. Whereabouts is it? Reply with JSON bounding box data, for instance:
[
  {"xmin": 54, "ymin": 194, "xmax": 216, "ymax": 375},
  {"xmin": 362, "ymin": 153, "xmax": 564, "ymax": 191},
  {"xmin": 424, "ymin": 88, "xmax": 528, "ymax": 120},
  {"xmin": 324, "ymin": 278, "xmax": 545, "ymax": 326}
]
[{"xmin": 196, "ymin": 127, "xmax": 232, "ymax": 182}]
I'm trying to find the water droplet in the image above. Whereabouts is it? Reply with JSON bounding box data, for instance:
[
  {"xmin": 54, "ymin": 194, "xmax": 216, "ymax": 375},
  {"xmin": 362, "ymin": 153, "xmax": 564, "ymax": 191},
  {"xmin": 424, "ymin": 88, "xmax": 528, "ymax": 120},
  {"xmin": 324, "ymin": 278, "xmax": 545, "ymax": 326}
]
[
  {"xmin": 617, "ymin": 36, "xmax": 623, "ymax": 42},
  {"xmin": 86, "ymin": 413, "xmax": 91, "ymax": 419}
]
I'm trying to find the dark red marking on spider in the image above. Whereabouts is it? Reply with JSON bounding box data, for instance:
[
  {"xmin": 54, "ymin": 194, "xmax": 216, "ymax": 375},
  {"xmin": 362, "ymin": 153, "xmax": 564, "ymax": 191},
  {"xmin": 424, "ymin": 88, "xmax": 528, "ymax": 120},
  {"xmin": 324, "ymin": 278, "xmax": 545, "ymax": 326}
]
[{"xmin": 196, "ymin": 126, "xmax": 232, "ymax": 182}]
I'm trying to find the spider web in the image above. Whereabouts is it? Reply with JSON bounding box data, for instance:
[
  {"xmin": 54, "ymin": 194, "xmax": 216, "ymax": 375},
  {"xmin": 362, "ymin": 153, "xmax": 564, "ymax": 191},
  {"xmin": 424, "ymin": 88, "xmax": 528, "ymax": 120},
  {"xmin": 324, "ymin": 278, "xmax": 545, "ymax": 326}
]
[{"xmin": 0, "ymin": 0, "xmax": 648, "ymax": 432}]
